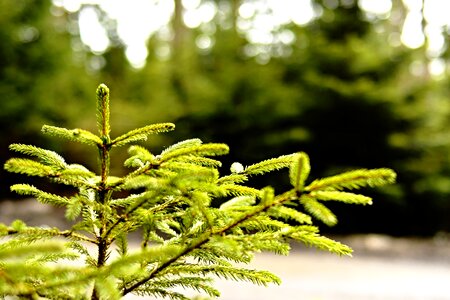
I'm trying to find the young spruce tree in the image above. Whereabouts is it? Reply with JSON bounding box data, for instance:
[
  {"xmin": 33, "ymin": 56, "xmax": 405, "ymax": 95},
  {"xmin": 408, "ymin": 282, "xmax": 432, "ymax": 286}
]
[{"xmin": 1, "ymin": 84, "xmax": 396, "ymax": 299}]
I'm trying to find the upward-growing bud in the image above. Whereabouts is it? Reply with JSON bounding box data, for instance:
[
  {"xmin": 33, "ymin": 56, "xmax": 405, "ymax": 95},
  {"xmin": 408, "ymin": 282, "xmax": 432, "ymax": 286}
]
[{"xmin": 96, "ymin": 83, "xmax": 110, "ymax": 138}]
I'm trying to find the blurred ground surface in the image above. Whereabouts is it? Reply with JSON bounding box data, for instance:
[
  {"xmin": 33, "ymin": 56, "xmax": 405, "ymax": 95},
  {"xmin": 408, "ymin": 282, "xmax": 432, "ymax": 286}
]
[
  {"xmin": 1, "ymin": 199, "xmax": 450, "ymax": 299},
  {"xmin": 215, "ymin": 241, "xmax": 450, "ymax": 300}
]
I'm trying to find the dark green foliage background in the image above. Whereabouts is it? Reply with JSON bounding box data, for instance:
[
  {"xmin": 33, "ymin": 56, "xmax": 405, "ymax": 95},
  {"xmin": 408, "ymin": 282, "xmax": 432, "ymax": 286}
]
[{"xmin": 1, "ymin": 0, "xmax": 450, "ymax": 235}]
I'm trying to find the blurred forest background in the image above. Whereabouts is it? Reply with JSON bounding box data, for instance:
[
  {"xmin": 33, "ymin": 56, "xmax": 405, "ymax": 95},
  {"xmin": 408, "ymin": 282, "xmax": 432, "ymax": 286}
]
[{"xmin": 1, "ymin": 0, "xmax": 450, "ymax": 236}]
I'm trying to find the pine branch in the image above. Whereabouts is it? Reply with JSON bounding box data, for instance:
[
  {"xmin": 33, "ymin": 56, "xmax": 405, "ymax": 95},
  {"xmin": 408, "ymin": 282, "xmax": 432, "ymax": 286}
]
[
  {"xmin": 123, "ymin": 145, "xmax": 156, "ymax": 169},
  {"xmin": 160, "ymin": 138, "xmax": 203, "ymax": 155},
  {"xmin": 133, "ymin": 288, "xmax": 190, "ymax": 300},
  {"xmin": 267, "ymin": 205, "xmax": 313, "ymax": 225},
  {"xmin": 2, "ymin": 223, "xmax": 97, "ymax": 244},
  {"xmin": 312, "ymin": 190, "xmax": 373, "ymax": 205},
  {"xmin": 219, "ymin": 195, "xmax": 256, "ymax": 210},
  {"xmin": 173, "ymin": 156, "xmax": 223, "ymax": 168},
  {"xmin": 288, "ymin": 227, "xmax": 353, "ymax": 256},
  {"xmin": 4, "ymin": 158, "xmax": 55, "ymax": 177},
  {"xmin": 220, "ymin": 184, "xmax": 261, "ymax": 198},
  {"xmin": 306, "ymin": 168, "xmax": 396, "ymax": 191},
  {"xmin": 159, "ymin": 263, "xmax": 281, "ymax": 287},
  {"xmin": 0, "ymin": 241, "xmax": 65, "ymax": 260},
  {"xmin": 110, "ymin": 123, "xmax": 175, "ymax": 148},
  {"xmin": 216, "ymin": 174, "xmax": 249, "ymax": 184},
  {"xmin": 144, "ymin": 277, "xmax": 220, "ymax": 298},
  {"xmin": 289, "ymin": 152, "xmax": 311, "ymax": 191},
  {"xmin": 244, "ymin": 154, "xmax": 295, "ymax": 176},
  {"xmin": 159, "ymin": 143, "xmax": 230, "ymax": 162},
  {"xmin": 41, "ymin": 125, "xmax": 102, "ymax": 146},
  {"xmin": 10, "ymin": 184, "xmax": 70, "ymax": 207},
  {"xmin": 300, "ymin": 196, "xmax": 338, "ymax": 226},
  {"xmin": 226, "ymin": 232, "xmax": 291, "ymax": 255},
  {"xmin": 8, "ymin": 144, "xmax": 67, "ymax": 170},
  {"xmin": 5, "ymin": 157, "xmax": 99, "ymax": 190}
]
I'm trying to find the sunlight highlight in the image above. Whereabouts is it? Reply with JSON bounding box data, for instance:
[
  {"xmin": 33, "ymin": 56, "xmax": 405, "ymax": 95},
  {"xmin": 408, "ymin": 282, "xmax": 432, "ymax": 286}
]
[
  {"xmin": 358, "ymin": 0, "xmax": 392, "ymax": 16},
  {"xmin": 54, "ymin": 0, "xmax": 450, "ymax": 70},
  {"xmin": 78, "ymin": 7, "xmax": 109, "ymax": 53},
  {"xmin": 100, "ymin": 0, "xmax": 174, "ymax": 68},
  {"xmin": 401, "ymin": 10, "xmax": 425, "ymax": 49}
]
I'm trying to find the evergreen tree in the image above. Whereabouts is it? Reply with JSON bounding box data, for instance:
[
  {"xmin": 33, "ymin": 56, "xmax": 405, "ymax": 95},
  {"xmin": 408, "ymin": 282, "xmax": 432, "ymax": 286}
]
[{"xmin": 1, "ymin": 84, "xmax": 396, "ymax": 299}]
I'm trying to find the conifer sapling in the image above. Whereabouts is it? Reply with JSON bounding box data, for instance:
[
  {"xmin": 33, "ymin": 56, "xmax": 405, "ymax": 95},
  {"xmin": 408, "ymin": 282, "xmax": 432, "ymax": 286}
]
[{"xmin": 1, "ymin": 84, "xmax": 396, "ymax": 299}]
